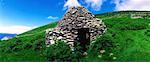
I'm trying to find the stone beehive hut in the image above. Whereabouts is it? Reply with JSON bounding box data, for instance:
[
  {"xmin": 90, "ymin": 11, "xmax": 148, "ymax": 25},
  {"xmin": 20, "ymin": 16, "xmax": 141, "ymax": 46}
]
[{"xmin": 46, "ymin": 6, "xmax": 107, "ymax": 49}]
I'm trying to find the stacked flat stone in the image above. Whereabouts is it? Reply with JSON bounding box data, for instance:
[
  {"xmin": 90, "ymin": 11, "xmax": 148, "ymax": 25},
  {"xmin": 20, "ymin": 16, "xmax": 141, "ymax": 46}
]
[{"xmin": 46, "ymin": 6, "xmax": 107, "ymax": 47}]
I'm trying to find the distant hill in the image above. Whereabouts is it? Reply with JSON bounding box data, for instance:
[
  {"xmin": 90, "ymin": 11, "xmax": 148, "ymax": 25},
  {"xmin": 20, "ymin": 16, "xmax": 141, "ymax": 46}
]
[
  {"xmin": 0, "ymin": 11, "xmax": 150, "ymax": 62},
  {"xmin": 96, "ymin": 11, "xmax": 150, "ymax": 19},
  {"xmin": 0, "ymin": 33, "xmax": 17, "ymax": 40}
]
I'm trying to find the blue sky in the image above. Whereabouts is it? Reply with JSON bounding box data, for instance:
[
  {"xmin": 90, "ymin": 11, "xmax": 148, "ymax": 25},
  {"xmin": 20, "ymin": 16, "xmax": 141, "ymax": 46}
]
[{"xmin": 0, "ymin": 0, "xmax": 150, "ymax": 34}]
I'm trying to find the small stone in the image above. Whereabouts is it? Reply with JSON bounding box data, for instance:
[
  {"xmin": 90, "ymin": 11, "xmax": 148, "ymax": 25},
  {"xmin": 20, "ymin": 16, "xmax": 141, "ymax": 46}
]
[
  {"xmin": 100, "ymin": 50, "xmax": 105, "ymax": 53},
  {"xmin": 57, "ymin": 36, "xmax": 63, "ymax": 40},
  {"xmin": 83, "ymin": 52, "xmax": 87, "ymax": 55},
  {"xmin": 98, "ymin": 55, "xmax": 102, "ymax": 58},
  {"xmin": 110, "ymin": 53, "xmax": 114, "ymax": 56},
  {"xmin": 50, "ymin": 40, "xmax": 55, "ymax": 44},
  {"xmin": 113, "ymin": 57, "xmax": 117, "ymax": 60},
  {"xmin": 91, "ymin": 30, "xmax": 94, "ymax": 33}
]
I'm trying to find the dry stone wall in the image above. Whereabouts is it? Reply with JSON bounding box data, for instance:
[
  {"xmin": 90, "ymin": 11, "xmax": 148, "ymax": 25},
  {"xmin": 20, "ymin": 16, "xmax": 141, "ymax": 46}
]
[{"xmin": 46, "ymin": 6, "xmax": 107, "ymax": 47}]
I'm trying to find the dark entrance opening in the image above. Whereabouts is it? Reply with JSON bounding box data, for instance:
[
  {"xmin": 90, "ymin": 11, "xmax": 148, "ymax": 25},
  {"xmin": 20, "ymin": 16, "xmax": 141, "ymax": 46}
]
[{"xmin": 75, "ymin": 28, "xmax": 90, "ymax": 52}]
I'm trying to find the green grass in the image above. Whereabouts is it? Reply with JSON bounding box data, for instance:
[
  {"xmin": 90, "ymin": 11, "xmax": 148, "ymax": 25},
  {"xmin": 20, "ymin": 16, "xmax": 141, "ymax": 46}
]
[
  {"xmin": 100, "ymin": 17, "xmax": 150, "ymax": 62},
  {"xmin": 0, "ymin": 11, "xmax": 150, "ymax": 62},
  {"xmin": 0, "ymin": 22, "xmax": 57, "ymax": 62}
]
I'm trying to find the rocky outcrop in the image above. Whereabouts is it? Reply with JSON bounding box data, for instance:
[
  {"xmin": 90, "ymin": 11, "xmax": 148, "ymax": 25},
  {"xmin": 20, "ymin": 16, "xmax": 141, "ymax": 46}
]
[{"xmin": 46, "ymin": 6, "xmax": 107, "ymax": 47}]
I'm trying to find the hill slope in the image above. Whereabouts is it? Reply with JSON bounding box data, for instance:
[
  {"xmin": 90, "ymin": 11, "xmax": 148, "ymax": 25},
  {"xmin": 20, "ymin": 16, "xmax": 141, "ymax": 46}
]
[
  {"xmin": 0, "ymin": 22, "xmax": 58, "ymax": 62},
  {"xmin": 0, "ymin": 11, "xmax": 150, "ymax": 62},
  {"xmin": 96, "ymin": 11, "xmax": 150, "ymax": 19}
]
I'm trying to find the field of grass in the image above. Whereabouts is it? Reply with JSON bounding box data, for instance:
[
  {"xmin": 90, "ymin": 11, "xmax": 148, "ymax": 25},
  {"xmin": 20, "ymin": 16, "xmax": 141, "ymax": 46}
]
[
  {"xmin": 100, "ymin": 17, "xmax": 150, "ymax": 62},
  {"xmin": 0, "ymin": 11, "xmax": 150, "ymax": 62},
  {"xmin": 0, "ymin": 22, "xmax": 57, "ymax": 62}
]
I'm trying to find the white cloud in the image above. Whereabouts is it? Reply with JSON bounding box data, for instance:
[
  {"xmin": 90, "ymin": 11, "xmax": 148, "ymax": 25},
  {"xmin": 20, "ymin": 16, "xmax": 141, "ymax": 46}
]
[
  {"xmin": 0, "ymin": 25, "xmax": 34, "ymax": 34},
  {"xmin": 63, "ymin": 0, "xmax": 105, "ymax": 11},
  {"xmin": 47, "ymin": 16, "xmax": 59, "ymax": 20},
  {"xmin": 85, "ymin": 0, "xmax": 106, "ymax": 11},
  {"xmin": 113, "ymin": 0, "xmax": 150, "ymax": 11},
  {"xmin": 64, "ymin": 0, "xmax": 81, "ymax": 9}
]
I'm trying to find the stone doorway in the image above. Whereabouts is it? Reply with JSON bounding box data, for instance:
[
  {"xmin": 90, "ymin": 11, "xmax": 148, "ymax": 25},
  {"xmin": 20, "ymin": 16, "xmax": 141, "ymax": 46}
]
[{"xmin": 75, "ymin": 28, "xmax": 90, "ymax": 52}]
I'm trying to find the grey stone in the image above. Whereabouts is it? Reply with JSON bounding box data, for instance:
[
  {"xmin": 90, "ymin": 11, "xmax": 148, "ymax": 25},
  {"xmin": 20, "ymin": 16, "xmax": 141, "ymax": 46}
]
[{"xmin": 46, "ymin": 6, "xmax": 107, "ymax": 48}]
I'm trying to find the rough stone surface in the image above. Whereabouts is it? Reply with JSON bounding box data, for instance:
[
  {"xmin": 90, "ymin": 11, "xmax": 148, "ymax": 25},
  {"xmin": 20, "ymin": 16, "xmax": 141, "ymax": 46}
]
[{"xmin": 46, "ymin": 6, "xmax": 107, "ymax": 47}]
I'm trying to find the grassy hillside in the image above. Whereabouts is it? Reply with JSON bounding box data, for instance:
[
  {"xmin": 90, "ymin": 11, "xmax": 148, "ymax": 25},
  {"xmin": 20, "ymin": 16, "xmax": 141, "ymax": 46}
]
[
  {"xmin": 0, "ymin": 22, "xmax": 58, "ymax": 62},
  {"xmin": 0, "ymin": 11, "xmax": 150, "ymax": 62},
  {"xmin": 96, "ymin": 18, "xmax": 150, "ymax": 62},
  {"xmin": 96, "ymin": 11, "xmax": 150, "ymax": 19}
]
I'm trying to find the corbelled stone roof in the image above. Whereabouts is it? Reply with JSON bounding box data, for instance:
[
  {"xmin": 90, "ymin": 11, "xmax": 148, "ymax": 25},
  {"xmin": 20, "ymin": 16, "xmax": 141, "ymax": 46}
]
[{"xmin": 46, "ymin": 6, "xmax": 107, "ymax": 47}]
